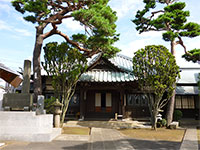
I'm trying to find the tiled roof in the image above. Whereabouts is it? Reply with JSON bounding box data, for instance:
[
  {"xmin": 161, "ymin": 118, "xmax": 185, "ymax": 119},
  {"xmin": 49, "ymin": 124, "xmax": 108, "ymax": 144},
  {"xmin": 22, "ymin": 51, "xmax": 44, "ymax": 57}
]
[
  {"xmin": 108, "ymin": 54, "xmax": 133, "ymax": 72},
  {"xmin": 79, "ymin": 70, "xmax": 134, "ymax": 82},
  {"xmin": 176, "ymin": 86, "xmax": 199, "ymax": 95}
]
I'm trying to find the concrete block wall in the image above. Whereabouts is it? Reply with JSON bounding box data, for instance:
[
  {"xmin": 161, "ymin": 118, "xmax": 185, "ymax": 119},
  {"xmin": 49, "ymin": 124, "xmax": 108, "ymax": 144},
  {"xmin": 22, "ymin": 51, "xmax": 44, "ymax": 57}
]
[{"xmin": 0, "ymin": 111, "xmax": 61, "ymax": 142}]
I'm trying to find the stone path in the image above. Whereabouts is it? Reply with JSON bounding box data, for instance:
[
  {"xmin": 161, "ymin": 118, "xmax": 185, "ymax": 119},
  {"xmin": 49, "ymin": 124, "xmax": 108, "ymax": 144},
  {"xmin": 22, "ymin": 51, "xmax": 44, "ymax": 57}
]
[
  {"xmin": 88, "ymin": 128, "xmax": 134, "ymax": 150},
  {"xmin": 1, "ymin": 123, "xmax": 199, "ymax": 150},
  {"xmin": 180, "ymin": 127, "xmax": 199, "ymax": 150}
]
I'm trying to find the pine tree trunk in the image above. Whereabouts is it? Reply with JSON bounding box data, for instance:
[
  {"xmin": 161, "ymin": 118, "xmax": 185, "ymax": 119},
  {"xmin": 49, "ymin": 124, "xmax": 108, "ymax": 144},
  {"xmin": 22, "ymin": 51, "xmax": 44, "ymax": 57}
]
[
  {"xmin": 166, "ymin": 41, "xmax": 176, "ymax": 126},
  {"xmin": 33, "ymin": 26, "xmax": 44, "ymax": 102}
]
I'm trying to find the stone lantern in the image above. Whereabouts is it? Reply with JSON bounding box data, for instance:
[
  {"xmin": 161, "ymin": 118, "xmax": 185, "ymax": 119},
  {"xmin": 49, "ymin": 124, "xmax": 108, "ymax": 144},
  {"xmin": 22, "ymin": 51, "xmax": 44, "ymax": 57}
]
[{"xmin": 52, "ymin": 99, "xmax": 62, "ymax": 128}]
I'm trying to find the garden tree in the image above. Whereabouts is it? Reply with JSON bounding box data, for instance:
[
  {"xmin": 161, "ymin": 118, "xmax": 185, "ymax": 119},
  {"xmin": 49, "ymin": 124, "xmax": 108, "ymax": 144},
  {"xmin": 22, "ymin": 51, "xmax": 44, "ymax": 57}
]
[
  {"xmin": 42, "ymin": 42, "xmax": 87, "ymax": 124},
  {"xmin": 12, "ymin": 0, "xmax": 120, "ymax": 100},
  {"xmin": 182, "ymin": 49, "xmax": 200, "ymax": 63},
  {"xmin": 182, "ymin": 49, "xmax": 200, "ymax": 96},
  {"xmin": 133, "ymin": 45, "xmax": 180, "ymax": 130},
  {"xmin": 132, "ymin": 0, "xmax": 200, "ymax": 125}
]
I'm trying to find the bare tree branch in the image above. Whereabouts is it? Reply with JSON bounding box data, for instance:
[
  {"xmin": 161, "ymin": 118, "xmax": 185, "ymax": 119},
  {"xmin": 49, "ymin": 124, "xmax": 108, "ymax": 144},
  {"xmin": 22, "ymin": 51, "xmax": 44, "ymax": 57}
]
[
  {"xmin": 176, "ymin": 36, "xmax": 187, "ymax": 53},
  {"xmin": 149, "ymin": 10, "xmax": 165, "ymax": 20}
]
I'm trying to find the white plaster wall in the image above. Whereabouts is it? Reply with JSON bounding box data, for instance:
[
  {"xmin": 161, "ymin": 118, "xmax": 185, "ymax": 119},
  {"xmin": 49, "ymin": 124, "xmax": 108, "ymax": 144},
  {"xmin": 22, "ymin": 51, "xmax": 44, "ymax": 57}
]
[
  {"xmin": 0, "ymin": 89, "xmax": 5, "ymax": 111},
  {"xmin": 95, "ymin": 93, "xmax": 101, "ymax": 106},
  {"xmin": 106, "ymin": 93, "xmax": 112, "ymax": 107}
]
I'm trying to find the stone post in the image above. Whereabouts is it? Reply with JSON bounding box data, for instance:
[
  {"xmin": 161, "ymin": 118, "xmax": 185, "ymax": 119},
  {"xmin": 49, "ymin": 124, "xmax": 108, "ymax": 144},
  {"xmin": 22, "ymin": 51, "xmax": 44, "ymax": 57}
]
[
  {"xmin": 53, "ymin": 99, "xmax": 62, "ymax": 128},
  {"xmin": 21, "ymin": 60, "xmax": 31, "ymax": 93}
]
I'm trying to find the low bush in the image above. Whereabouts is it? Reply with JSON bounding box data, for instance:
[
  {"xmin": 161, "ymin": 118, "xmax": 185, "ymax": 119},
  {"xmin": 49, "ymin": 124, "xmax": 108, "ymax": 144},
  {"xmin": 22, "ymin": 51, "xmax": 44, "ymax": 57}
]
[
  {"xmin": 157, "ymin": 119, "xmax": 167, "ymax": 128},
  {"xmin": 173, "ymin": 110, "xmax": 183, "ymax": 121}
]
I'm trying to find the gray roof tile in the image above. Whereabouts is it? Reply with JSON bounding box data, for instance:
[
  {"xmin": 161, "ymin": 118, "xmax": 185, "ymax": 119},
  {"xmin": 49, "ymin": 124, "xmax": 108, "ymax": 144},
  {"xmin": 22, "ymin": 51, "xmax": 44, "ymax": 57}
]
[{"xmin": 79, "ymin": 70, "xmax": 134, "ymax": 82}]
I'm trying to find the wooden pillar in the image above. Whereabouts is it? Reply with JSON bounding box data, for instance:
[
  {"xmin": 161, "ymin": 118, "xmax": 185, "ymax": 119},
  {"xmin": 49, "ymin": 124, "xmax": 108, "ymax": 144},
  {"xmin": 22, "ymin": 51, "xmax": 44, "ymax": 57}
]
[
  {"xmin": 119, "ymin": 89, "xmax": 125, "ymax": 117},
  {"xmin": 80, "ymin": 89, "xmax": 86, "ymax": 119}
]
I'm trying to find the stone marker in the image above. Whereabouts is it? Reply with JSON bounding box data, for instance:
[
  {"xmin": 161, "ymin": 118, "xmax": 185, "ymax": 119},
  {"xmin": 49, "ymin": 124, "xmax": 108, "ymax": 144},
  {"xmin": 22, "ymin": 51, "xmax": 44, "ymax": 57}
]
[
  {"xmin": 3, "ymin": 60, "xmax": 33, "ymax": 111},
  {"xmin": 36, "ymin": 95, "xmax": 46, "ymax": 115},
  {"xmin": 21, "ymin": 60, "xmax": 31, "ymax": 93}
]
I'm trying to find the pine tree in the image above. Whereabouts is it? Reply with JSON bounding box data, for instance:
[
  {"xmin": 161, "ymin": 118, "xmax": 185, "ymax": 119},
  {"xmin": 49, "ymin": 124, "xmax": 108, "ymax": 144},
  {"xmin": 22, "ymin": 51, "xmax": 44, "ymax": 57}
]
[
  {"xmin": 12, "ymin": 0, "xmax": 120, "ymax": 100},
  {"xmin": 133, "ymin": 0, "xmax": 200, "ymax": 125}
]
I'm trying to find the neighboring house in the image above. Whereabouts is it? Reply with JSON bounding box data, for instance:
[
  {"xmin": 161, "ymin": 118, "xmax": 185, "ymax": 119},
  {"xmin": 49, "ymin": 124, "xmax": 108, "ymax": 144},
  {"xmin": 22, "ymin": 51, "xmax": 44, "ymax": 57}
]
[
  {"xmin": 175, "ymin": 68, "xmax": 199, "ymax": 118},
  {"xmin": 41, "ymin": 54, "xmax": 200, "ymax": 119}
]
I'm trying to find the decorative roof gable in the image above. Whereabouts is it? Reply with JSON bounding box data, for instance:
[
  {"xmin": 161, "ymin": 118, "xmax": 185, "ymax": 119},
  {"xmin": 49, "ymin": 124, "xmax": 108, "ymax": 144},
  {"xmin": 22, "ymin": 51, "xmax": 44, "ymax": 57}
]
[
  {"xmin": 79, "ymin": 53, "xmax": 135, "ymax": 83},
  {"xmin": 87, "ymin": 53, "xmax": 133, "ymax": 73}
]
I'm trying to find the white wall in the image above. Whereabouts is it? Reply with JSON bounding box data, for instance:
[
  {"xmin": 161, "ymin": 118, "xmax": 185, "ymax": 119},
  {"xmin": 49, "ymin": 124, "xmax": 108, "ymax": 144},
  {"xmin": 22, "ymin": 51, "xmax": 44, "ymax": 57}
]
[
  {"xmin": 95, "ymin": 93, "xmax": 101, "ymax": 106},
  {"xmin": 0, "ymin": 89, "xmax": 5, "ymax": 111}
]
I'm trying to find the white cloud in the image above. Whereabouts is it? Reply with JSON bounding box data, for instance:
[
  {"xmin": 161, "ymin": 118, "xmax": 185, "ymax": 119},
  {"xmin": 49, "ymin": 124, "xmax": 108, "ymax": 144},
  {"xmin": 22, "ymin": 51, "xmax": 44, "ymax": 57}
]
[
  {"xmin": 14, "ymin": 29, "xmax": 32, "ymax": 37},
  {"xmin": 0, "ymin": 19, "xmax": 32, "ymax": 37},
  {"xmin": 0, "ymin": 0, "xmax": 12, "ymax": 2},
  {"xmin": 118, "ymin": 39, "xmax": 152, "ymax": 57},
  {"xmin": 0, "ymin": 3, "xmax": 12, "ymax": 14},
  {"xmin": 136, "ymin": 31, "xmax": 164, "ymax": 38},
  {"xmin": 109, "ymin": 0, "xmax": 143, "ymax": 19},
  {"xmin": 62, "ymin": 18, "xmax": 84, "ymax": 32},
  {"xmin": 0, "ymin": 20, "xmax": 12, "ymax": 30}
]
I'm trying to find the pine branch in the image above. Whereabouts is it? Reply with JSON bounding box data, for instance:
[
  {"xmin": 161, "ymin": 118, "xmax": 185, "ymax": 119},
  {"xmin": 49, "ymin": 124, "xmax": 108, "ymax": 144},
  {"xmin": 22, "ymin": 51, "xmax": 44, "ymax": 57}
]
[
  {"xmin": 176, "ymin": 36, "xmax": 187, "ymax": 53},
  {"xmin": 149, "ymin": 10, "xmax": 165, "ymax": 20}
]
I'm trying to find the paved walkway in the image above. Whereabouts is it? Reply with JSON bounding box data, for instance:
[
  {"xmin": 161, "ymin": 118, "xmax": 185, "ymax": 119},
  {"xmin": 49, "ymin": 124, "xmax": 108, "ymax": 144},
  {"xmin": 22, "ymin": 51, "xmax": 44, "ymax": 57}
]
[
  {"xmin": 1, "ymin": 122, "xmax": 199, "ymax": 150},
  {"xmin": 180, "ymin": 126, "xmax": 199, "ymax": 150},
  {"xmin": 88, "ymin": 128, "xmax": 134, "ymax": 150}
]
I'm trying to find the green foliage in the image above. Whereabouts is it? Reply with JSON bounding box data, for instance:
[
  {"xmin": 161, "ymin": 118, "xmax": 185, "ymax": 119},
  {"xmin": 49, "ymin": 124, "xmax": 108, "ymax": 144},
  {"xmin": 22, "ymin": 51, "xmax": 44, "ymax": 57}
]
[
  {"xmin": 157, "ymin": 119, "xmax": 167, "ymax": 128},
  {"xmin": 12, "ymin": 0, "xmax": 49, "ymax": 22},
  {"xmin": 44, "ymin": 97, "xmax": 56, "ymax": 114},
  {"xmin": 11, "ymin": 0, "xmax": 120, "ymax": 58},
  {"xmin": 133, "ymin": 45, "xmax": 180, "ymax": 98},
  {"xmin": 133, "ymin": 1, "xmax": 200, "ymax": 42},
  {"xmin": 182, "ymin": 49, "xmax": 200, "ymax": 63},
  {"xmin": 42, "ymin": 42, "xmax": 87, "ymax": 94},
  {"xmin": 161, "ymin": 119, "xmax": 167, "ymax": 127},
  {"xmin": 71, "ymin": 1, "xmax": 120, "ymax": 57},
  {"xmin": 42, "ymin": 42, "xmax": 87, "ymax": 124},
  {"xmin": 173, "ymin": 110, "xmax": 183, "ymax": 121},
  {"xmin": 133, "ymin": 45, "xmax": 180, "ymax": 129}
]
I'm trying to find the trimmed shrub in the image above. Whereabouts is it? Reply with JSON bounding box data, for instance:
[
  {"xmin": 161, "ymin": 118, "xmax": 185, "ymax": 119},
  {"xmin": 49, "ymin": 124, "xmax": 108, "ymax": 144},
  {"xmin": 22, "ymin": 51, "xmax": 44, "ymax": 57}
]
[
  {"xmin": 161, "ymin": 119, "xmax": 167, "ymax": 127},
  {"xmin": 173, "ymin": 110, "xmax": 183, "ymax": 121},
  {"xmin": 156, "ymin": 119, "xmax": 167, "ymax": 128}
]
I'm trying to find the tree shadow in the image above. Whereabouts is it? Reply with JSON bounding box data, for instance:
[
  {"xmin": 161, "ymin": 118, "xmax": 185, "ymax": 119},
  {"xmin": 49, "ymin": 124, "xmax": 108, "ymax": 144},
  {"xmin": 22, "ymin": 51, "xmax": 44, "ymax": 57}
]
[{"xmin": 60, "ymin": 138, "xmax": 182, "ymax": 150}]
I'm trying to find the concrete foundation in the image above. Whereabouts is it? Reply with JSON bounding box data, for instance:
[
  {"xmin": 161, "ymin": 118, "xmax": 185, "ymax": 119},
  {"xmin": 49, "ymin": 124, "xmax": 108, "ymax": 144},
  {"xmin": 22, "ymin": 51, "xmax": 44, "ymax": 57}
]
[{"xmin": 0, "ymin": 111, "xmax": 61, "ymax": 142}]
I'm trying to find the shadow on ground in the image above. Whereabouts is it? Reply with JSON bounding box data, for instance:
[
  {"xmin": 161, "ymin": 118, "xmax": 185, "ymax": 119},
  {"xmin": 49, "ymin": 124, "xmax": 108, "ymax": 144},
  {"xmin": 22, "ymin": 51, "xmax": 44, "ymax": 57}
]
[
  {"xmin": 62, "ymin": 138, "xmax": 181, "ymax": 150},
  {"xmin": 2, "ymin": 138, "xmax": 182, "ymax": 150}
]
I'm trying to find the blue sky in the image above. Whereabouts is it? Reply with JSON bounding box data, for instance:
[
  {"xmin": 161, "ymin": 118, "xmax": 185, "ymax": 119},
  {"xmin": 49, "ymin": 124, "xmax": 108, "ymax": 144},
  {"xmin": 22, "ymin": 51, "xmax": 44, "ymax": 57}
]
[{"xmin": 0, "ymin": 0, "xmax": 200, "ymax": 74}]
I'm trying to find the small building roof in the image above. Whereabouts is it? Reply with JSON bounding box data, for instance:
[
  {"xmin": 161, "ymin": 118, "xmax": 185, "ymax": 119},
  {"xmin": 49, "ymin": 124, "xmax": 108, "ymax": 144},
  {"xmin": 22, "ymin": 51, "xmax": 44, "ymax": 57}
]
[
  {"xmin": 176, "ymin": 86, "xmax": 199, "ymax": 95},
  {"xmin": 109, "ymin": 54, "xmax": 133, "ymax": 72},
  {"xmin": 80, "ymin": 54, "xmax": 135, "ymax": 83},
  {"xmin": 81, "ymin": 54, "xmax": 200, "ymax": 84},
  {"xmin": 0, "ymin": 63, "xmax": 22, "ymax": 87},
  {"xmin": 79, "ymin": 70, "xmax": 134, "ymax": 82}
]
